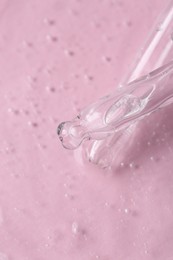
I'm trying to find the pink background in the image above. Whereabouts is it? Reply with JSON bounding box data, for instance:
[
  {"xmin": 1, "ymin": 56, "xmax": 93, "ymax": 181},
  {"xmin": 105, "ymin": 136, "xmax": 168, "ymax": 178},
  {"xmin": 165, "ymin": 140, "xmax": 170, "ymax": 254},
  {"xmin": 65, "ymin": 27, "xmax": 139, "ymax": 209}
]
[{"xmin": 0, "ymin": 0, "xmax": 173, "ymax": 259}]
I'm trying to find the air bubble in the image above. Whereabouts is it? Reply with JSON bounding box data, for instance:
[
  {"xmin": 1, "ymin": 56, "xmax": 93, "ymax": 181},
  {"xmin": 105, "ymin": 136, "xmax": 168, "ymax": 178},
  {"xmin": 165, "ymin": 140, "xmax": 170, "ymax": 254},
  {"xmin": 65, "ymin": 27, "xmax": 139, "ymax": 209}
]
[
  {"xmin": 64, "ymin": 49, "xmax": 75, "ymax": 57},
  {"xmin": 129, "ymin": 162, "xmax": 134, "ymax": 168},
  {"xmin": 102, "ymin": 56, "xmax": 112, "ymax": 63},
  {"xmin": 84, "ymin": 74, "xmax": 94, "ymax": 81},
  {"xmin": 72, "ymin": 222, "xmax": 78, "ymax": 234},
  {"xmin": 7, "ymin": 108, "xmax": 20, "ymax": 115},
  {"xmin": 44, "ymin": 18, "xmax": 56, "ymax": 26},
  {"xmin": 27, "ymin": 75, "xmax": 37, "ymax": 84},
  {"xmin": 46, "ymin": 86, "xmax": 56, "ymax": 93},
  {"xmin": 22, "ymin": 41, "xmax": 34, "ymax": 48},
  {"xmin": 24, "ymin": 110, "xmax": 30, "ymax": 115},
  {"xmin": 46, "ymin": 35, "xmax": 58, "ymax": 43},
  {"xmin": 120, "ymin": 162, "xmax": 124, "ymax": 167},
  {"xmin": 28, "ymin": 121, "xmax": 39, "ymax": 128},
  {"xmin": 126, "ymin": 21, "xmax": 132, "ymax": 27},
  {"xmin": 70, "ymin": 9, "xmax": 79, "ymax": 16}
]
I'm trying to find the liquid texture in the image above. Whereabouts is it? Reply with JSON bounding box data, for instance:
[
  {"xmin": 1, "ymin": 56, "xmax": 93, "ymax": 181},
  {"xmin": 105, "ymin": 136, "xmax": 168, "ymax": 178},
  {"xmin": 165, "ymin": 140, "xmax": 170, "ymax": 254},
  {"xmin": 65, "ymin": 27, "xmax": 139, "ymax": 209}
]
[{"xmin": 1, "ymin": 1, "xmax": 173, "ymax": 260}]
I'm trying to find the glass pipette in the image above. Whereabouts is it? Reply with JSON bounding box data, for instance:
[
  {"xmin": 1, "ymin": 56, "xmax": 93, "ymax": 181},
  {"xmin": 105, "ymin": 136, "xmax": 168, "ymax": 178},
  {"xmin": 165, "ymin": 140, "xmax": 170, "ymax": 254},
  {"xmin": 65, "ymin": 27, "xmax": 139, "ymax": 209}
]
[{"xmin": 57, "ymin": 1, "xmax": 173, "ymax": 168}]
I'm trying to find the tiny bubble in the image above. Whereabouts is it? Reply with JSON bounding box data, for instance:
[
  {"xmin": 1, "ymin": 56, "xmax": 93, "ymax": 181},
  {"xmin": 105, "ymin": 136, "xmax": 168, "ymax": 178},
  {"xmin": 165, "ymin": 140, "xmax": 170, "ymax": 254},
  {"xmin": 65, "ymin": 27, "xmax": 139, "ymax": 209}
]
[
  {"xmin": 32, "ymin": 122, "xmax": 38, "ymax": 128},
  {"xmin": 61, "ymin": 82, "xmax": 69, "ymax": 90},
  {"xmin": 27, "ymin": 42, "xmax": 33, "ymax": 48},
  {"xmin": 46, "ymin": 34, "xmax": 58, "ymax": 43},
  {"xmin": 27, "ymin": 75, "xmax": 37, "ymax": 83},
  {"xmin": 44, "ymin": 67, "xmax": 55, "ymax": 75},
  {"xmin": 129, "ymin": 162, "xmax": 133, "ymax": 168},
  {"xmin": 70, "ymin": 9, "xmax": 79, "ymax": 16},
  {"xmin": 14, "ymin": 110, "xmax": 20, "ymax": 115},
  {"xmin": 94, "ymin": 21, "xmax": 101, "ymax": 29},
  {"xmin": 102, "ymin": 56, "xmax": 112, "ymax": 63},
  {"xmin": 72, "ymin": 222, "xmax": 78, "ymax": 234},
  {"xmin": 24, "ymin": 110, "xmax": 29, "ymax": 115},
  {"xmin": 73, "ymin": 73, "xmax": 80, "ymax": 79},
  {"xmin": 59, "ymin": 136, "xmax": 63, "ymax": 142},
  {"xmin": 7, "ymin": 108, "xmax": 20, "ymax": 115},
  {"xmin": 127, "ymin": 21, "xmax": 132, "ymax": 27},
  {"xmin": 64, "ymin": 49, "xmax": 75, "ymax": 57},
  {"xmin": 64, "ymin": 193, "xmax": 68, "ymax": 198},
  {"xmin": 46, "ymin": 86, "xmax": 56, "ymax": 93},
  {"xmin": 28, "ymin": 121, "xmax": 38, "ymax": 128},
  {"xmin": 118, "ymin": 1, "xmax": 123, "ymax": 7},
  {"xmin": 106, "ymin": 35, "xmax": 114, "ymax": 42},
  {"xmin": 134, "ymin": 164, "xmax": 140, "ymax": 169},
  {"xmin": 7, "ymin": 107, "xmax": 12, "ymax": 113},
  {"xmin": 14, "ymin": 173, "xmax": 20, "ymax": 179},
  {"xmin": 50, "ymin": 87, "xmax": 56, "ymax": 92},
  {"xmin": 44, "ymin": 18, "xmax": 56, "ymax": 26},
  {"xmin": 105, "ymin": 56, "xmax": 111, "ymax": 62},
  {"xmin": 88, "ymin": 75, "xmax": 94, "ymax": 81},
  {"xmin": 84, "ymin": 74, "xmax": 94, "ymax": 81},
  {"xmin": 22, "ymin": 41, "xmax": 34, "ymax": 48},
  {"xmin": 51, "ymin": 36, "xmax": 58, "ymax": 42}
]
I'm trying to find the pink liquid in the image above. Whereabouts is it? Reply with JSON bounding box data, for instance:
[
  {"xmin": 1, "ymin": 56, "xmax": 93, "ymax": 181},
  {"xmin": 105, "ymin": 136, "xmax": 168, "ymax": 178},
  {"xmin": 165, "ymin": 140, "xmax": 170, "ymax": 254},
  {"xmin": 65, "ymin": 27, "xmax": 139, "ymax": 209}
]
[{"xmin": 0, "ymin": 0, "xmax": 173, "ymax": 259}]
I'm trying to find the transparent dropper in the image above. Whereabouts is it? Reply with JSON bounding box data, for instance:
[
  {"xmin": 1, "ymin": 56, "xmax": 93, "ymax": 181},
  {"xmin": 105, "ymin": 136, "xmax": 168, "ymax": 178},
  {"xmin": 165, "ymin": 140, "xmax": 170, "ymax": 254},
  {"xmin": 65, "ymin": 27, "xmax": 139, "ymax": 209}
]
[{"xmin": 57, "ymin": 1, "xmax": 173, "ymax": 168}]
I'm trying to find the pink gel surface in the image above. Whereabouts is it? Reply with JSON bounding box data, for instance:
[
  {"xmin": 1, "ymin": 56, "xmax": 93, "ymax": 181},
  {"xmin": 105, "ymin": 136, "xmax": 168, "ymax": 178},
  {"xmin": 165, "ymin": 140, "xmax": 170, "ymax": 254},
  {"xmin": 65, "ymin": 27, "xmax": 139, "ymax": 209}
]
[{"xmin": 0, "ymin": 0, "xmax": 173, "ymax": 259}]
